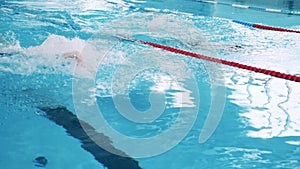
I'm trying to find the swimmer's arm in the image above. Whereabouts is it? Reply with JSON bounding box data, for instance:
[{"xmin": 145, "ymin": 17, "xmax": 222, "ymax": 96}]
[
  {"xmin": 62, "ymin": 51, "xmax": 80, "ymax": 59},
  {"xmin": 62, "ymin": 51, "xmax": 82, "ymax": 63}
]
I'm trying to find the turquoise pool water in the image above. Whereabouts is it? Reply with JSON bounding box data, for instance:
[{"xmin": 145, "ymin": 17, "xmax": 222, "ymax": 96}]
[{"xmin": 1, "ymin": 0, "xmax": 300, "ymax": 169}]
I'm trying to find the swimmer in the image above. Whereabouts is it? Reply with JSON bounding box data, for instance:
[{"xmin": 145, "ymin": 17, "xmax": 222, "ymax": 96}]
[
  {"xmin": 229, "ymin": 45, "xmax": 244, "ymax": 52},
  {"xmin": 187, "ymin": 41, "xmax": 244, "ymax": 52},
  {"xmin": 62, "ymin": 50, "xmax": 82, "ymax": 63},
  {"xmin": 0, "ymin": 52, "xmax": 14, "ymax": 57},
  {"xmin": 62, "ymin": 50, "xmax": 96, "ymax": 79},
  {"xmin": 33, "ymin": 156, "xmax": 48, "ymax": 167}
]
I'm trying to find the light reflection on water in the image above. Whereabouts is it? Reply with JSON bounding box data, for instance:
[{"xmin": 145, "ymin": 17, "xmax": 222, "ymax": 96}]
[{"xmin": 226, "ymin": 70, "xmax": 300, "ymax": 139}]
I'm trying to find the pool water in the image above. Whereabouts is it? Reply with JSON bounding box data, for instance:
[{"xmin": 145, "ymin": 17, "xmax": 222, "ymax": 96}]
[{"xmin": 1, "ymin": 0, "xmax": 300, "ymax": 169}]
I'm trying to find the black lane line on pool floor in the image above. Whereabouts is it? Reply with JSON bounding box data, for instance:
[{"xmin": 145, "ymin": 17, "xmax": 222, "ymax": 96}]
[{"xmin": 39, "ymin": 106, "xmax": 142, "ymax": 169}]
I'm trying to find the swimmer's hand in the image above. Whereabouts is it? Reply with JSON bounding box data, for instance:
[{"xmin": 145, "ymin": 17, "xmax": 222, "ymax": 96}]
[
  {"xmin": 62, "ymin": 51, "xmax": 94, "ymax": 78},
  {"xmin": 62, "ymin": 51, "xmax": 82, "ymax": 63}
]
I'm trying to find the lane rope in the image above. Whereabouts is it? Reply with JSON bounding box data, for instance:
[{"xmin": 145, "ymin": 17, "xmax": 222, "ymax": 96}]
[
  {"xmin": 233, "ymin": 20, "xmax": 300, "ymax": 33},
  {"xmin": 118, "ymin": 36, "xmax": 300, "ymax": 83},
  {"xmin": 195, "ymin": 0, "xmax": 300, "ymax": 15},
  {"xmin": 107, "ymin": 1, "xmax": 186, "ymax": 15},
  {"xmin": 107, "ymin": 1, "xmax": 300, "ymax": 34}
]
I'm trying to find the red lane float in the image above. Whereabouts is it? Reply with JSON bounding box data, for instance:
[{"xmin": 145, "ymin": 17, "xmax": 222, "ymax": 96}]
[
  {"xmin": 253, "ymin": 24, "xmax": 300, "ymax": 33},
  {"xmin": 233, "ymin": 20, "xmax": 300, "ymax": 34},
  {"xmin": 119, "ymin": 36, "xmax": 300, "ymax": 82}
]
